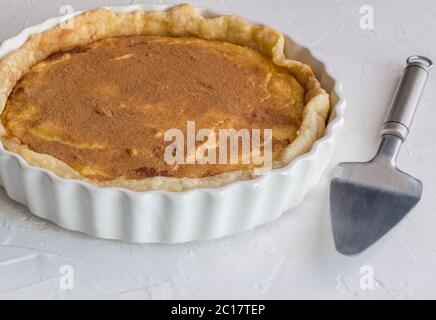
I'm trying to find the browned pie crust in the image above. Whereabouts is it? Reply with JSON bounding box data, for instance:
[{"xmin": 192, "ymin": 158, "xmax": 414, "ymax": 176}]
[{"xmin": 0, "ymin": 4, "xmax": 330, "ymax": 191}]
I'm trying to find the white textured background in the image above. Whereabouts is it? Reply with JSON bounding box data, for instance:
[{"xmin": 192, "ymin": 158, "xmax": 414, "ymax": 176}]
[{"xmin": 0, "ymin": 0, "xmax": 436, "ymax": 300}]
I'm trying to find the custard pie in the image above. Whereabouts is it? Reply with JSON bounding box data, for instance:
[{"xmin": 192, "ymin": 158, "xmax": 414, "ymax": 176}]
[{"xmin": 0, "ymin": 4, "xmax": 329, "ymax": 191}]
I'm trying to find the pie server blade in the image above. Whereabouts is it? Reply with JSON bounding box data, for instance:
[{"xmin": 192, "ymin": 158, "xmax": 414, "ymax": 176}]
[{"xmin": 330, "ymin": 56, "xmax": 432, "ymax": 256}]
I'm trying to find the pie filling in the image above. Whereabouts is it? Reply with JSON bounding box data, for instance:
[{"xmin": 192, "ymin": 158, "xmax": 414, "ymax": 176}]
[{"xmin": 2, "ymin": 35, "xmax": 305, "ymax": 181}]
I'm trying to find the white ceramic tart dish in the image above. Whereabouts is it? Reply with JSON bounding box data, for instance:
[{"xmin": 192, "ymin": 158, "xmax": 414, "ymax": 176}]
[{"xmin": 0, "ymin": 4, "xmax": 345, "ymax": 243}]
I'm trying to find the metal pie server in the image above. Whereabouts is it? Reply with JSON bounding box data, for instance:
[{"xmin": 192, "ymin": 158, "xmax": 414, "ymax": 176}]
[{"xmin": 330, "ymin": 56, "xmax": 433, "ymax": 256}]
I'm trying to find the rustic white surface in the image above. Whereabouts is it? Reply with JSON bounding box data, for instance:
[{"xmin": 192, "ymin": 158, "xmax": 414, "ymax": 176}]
[{"xmin": 0, "ymin": 0, "xmax": 435, "ymax": 300}]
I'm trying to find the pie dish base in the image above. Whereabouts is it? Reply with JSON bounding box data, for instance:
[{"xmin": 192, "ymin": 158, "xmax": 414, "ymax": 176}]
[{"xmin": 0, "ymin": 4, "xmax": 345, "ymax": 243}]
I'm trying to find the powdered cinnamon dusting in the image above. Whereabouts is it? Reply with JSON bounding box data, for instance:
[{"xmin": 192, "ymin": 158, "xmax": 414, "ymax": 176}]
[{"xmin": 2, "ymin": 35, "xmax": 305, "ymax": 180}]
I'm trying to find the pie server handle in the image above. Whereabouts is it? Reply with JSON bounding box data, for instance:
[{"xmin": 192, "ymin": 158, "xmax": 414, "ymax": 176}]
[{"xmin": 381, "ymin": 56, "xmax": 432, "ymax": 141}]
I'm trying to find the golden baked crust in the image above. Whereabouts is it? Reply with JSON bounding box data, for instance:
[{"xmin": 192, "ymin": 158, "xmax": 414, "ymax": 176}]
[{"xmin": 0, "ymin": 4, "xmax": 330, "ymax": 191}]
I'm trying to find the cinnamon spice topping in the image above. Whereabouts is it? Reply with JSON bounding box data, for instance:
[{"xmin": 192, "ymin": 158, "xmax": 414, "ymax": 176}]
[{"xmin": 2, "ymin": 35, "xmax": 305, "ymax": 180}]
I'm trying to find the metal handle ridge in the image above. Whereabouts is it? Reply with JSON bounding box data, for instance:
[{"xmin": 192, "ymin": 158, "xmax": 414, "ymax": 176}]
[{"xmin": 381, "ymin": 56, "xmax": 433, "ymax": 140}]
